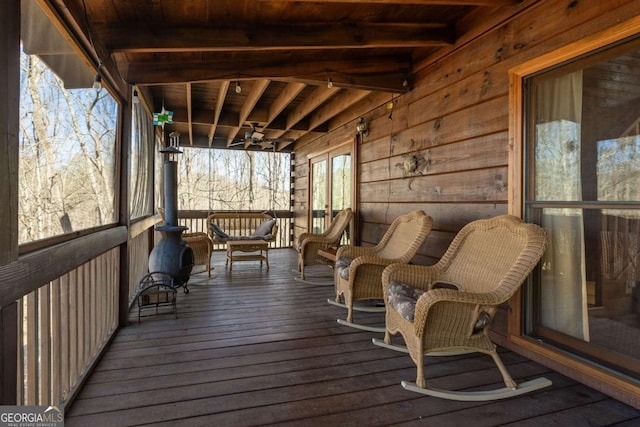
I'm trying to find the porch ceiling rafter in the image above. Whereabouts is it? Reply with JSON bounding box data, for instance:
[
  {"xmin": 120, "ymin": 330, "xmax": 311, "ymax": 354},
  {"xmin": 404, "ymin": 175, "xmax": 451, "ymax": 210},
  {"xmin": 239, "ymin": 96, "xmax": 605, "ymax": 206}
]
[
  {"xmin": 49, "ymin": 0, "xmax": 514, "ymax": 151},
  {"xmin": 102, "ymin": 23, "xmax": 455, "ymax": 53}
]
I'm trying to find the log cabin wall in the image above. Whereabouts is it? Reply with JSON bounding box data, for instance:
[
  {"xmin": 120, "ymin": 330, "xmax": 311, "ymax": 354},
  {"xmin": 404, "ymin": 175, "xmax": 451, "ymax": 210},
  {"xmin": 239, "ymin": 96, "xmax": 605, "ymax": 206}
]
[
  {"xmin": 292, "ymin": 0, "xmax": 640, "ymax": 408},
  {"xmin": 296, "ymin": 0, "xmax": 640, "ymax": 258}
]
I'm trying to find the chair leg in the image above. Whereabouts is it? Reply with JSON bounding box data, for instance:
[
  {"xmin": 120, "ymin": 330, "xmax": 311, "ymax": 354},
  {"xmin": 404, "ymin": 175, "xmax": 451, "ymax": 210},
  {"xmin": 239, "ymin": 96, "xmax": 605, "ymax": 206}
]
[
  {"xmin": 346, "ymin": 301, "xmax": 354, "ymax": 323},
  {"xmin": 490, "ymin": 351, "xmax": 517, "ymax": 389},
  {"xmin": 415, "ymin": 344, "xmax": 426, "ymax": 388}
]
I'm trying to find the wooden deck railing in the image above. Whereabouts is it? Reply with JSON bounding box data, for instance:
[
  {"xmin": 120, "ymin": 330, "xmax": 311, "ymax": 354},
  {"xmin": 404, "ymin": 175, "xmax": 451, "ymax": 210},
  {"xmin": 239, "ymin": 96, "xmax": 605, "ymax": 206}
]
[
  {"xmin": 17, "ymin": 247, "xmax": 120, "ymax": 407},
  {"xmin": 10, "ymin": 211, "xmax": 291, "ymax": 409},
  {"xmin": 7, "ymin": 220, "xmax": 156, "ymax": 410},
  {"xmin": 128, "ymin": 229, "xmax": 152, "ymax": 305}
]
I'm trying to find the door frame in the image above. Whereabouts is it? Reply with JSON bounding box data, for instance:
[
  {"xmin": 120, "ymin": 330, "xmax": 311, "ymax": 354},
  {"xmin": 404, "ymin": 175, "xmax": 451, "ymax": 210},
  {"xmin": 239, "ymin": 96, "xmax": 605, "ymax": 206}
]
[{"xmin": 306, "ymin": 139, "xmax": 357, "ymax": 242}]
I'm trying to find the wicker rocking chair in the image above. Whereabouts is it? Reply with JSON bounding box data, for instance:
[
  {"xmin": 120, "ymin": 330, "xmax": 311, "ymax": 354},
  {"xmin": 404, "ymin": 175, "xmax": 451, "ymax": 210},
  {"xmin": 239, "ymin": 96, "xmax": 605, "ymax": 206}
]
[
  {"xmin": 329, "ymin": 210, "xmax": 433, "ymax": 332},
  {"xmin": 372, "ymin": 215, "xmax": 551, "ymax": 401},
  {"xmin": 295, "ymin": 208, "xmax": 353, "ymax": 284}
]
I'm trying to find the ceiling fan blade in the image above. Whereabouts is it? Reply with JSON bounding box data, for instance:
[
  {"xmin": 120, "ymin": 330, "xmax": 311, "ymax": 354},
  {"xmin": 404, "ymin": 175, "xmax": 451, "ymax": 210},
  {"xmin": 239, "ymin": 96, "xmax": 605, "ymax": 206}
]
[
  {"xmin": 256, "ymin": 140, "xmax": 274, "ymax": 149},
  {"xmin": 264, "ymin": 137, "xmax": 295, "ymax": 143}
]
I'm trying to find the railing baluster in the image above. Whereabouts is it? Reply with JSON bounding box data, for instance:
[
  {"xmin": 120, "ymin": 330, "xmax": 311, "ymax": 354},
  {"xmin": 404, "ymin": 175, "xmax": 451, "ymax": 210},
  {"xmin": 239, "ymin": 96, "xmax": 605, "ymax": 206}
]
[
  {"xmin": 24, "ymin": 292, "xmax": 37, "ymax": 404},
  {"xmin": 18, "ymin": 248, "xmax": 121, "ymax": 408},
  {"xmin": 50, "ymin": 278, "xmax": 61, "ymax": 404},
  {"xmin": 60, "ymin": 273, "xmax": 70, "ymax": 401},
  {"xmin": 37, "ymin": 285, "xmax": 51, "ymax": 405}
]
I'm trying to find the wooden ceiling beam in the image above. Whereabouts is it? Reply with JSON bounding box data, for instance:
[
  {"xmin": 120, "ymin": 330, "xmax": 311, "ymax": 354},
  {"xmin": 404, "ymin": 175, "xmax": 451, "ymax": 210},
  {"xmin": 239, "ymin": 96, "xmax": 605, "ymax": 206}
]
[
  {"xmin": 266, "ymin": 86, "xmax": 339, "ymax": 141},
  {"xmin": 189, "ymin": 135, "xmax": 294, "ymax": 152},
  {"xmin": 102, "ymin": 23, "xmax": 453, "ymax": 53},
  {"xmin": 285, "ymin": 86, "xmax": 339, "ymax": 132},
  {"xmin": 268, "ymin": 82, "xmax": 307, "ymax": 125},
  {"xmin": 259, "ymin": 0, "xmax": 515, "ymax": 5},
  {"xmin": 186, "ymin": 82, "xmax": 193, "ymax": 145},
  {"xmin": 207, "ymin": 81, "xmax": 229, "ymax": 146},
  {"xmin": 175, "ymin": 109, "xmax": 236, "ymax": 127},
  {"xmin": 308, "ymin": 89, "xmax": 371, "ymax": 132},
  {"xmin": 290, "ymin": 70, "xmax": 409, "ymax": 93},
  {"xmin": 224, "ymin": 79, "xmax": 270, "ymax": 147},
  {"xmin": 174, "ymin": 109, "xmax": 324, "ymax": 132},
  {"xmin": 277, "ymin": 89, "xmax": 370, "ymax": 150},
  {"xmin": 122, "ymin": 56, "xmax": 411, "ymax": 92}
]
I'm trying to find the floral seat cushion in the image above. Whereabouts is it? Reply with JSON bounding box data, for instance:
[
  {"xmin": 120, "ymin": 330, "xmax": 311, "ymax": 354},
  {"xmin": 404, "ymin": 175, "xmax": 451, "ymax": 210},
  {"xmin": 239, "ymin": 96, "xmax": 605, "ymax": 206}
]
[
  {"xmin": 335, "ymin": 256, "xmax": 353, "ymax": 280},
  {"xmin": 386, "ymin": 281, "xmax": 425, "ymax": 322}
]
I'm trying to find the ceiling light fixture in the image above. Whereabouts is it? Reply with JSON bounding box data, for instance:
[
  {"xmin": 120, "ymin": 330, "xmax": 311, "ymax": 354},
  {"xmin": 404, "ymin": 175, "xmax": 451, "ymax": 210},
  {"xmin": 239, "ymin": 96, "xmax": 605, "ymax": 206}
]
[
  {"xmin": 133, "ymin": 89, "xmax": 139, "ymax": 104},
  {"xmin": 386, "ymin": 98, "xmax": 395, "ymax": 120},
  {"xmin": 92, "ymin": 73, "xmax": 102, "ymax": 90},
  {"xmin": 327, "ymin": 76, "xmax": 333, "ymax": 88},
  {"xmin": 402, "ymin": 72, "xmax": 410, "ymax": 91},
  {"xmin": 235, "ymin": 80, "xmax": 242, "ymax": 94},
  {"xmin": 356, "ymin": 117, "xmax": 369, "ymax": 139}
]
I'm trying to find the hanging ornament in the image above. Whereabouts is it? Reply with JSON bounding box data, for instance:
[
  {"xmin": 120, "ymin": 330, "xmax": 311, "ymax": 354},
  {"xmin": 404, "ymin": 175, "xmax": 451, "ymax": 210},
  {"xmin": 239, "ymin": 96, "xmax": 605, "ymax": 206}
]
[{"xmin": 153, "ymin": 107, "xmax": 173, "ymax": 128}]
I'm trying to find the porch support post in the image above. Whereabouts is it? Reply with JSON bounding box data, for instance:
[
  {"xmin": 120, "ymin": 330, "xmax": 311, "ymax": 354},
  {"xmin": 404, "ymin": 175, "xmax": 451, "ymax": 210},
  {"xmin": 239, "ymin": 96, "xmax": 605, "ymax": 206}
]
[
  {"xmin": 118, "ymin": 89, "xmax": 133, "ymax": 326},
  {"xmin": 0, "ymin": 0, "xmax": 21, "ymax": 405}
]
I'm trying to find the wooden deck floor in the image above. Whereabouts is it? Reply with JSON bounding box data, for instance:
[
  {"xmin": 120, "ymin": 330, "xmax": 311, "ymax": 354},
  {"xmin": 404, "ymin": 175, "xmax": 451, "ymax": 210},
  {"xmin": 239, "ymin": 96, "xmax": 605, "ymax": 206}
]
[{"xmin": 65, "ymin": 249, "xmax": 640, "ymax": 426}]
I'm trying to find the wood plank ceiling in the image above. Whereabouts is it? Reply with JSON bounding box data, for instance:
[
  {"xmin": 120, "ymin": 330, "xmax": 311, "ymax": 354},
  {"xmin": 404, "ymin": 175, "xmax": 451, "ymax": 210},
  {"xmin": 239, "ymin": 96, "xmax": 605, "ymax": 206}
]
[{"xmin": 50, "ymin": 0, "xmax": 518, "ymax": 151}]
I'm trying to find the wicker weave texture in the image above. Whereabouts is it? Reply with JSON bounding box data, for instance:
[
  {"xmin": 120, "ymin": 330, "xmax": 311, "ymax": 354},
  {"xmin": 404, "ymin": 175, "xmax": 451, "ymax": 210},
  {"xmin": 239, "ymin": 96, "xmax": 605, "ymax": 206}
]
[
  {"xmin": 297, "ymin": 208, "xmax": 353, "ymax": 277},
  {"xmin": 335, "ymin": 210, "xmax": 433, "ymax": 322},
  {"xmin": 382, "ymin": 214, "xmax": 548, "ymax": 389}
]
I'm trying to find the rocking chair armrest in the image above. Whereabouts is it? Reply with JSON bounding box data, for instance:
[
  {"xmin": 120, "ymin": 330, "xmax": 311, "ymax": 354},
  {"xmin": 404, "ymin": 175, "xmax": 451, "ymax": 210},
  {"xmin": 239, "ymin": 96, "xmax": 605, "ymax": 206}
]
[
  {"xmin": 336, "ymin": 245, "xmax": 377, "ymax": 259},
  {"xmin": 412, "ymin": 288, "xmax": 502, "ymax": 334},
  {"xmin": 297, "ymin": 232, "xmax": 314, "ymax": 244},
  {"xmin": 351, "ymin": 255, "xmax": 398, "ymax": 269},
  {"xmin": 382, "ymin": 263, "xmax": 441, "ymax": 292},
  {"xmin": 347, "ymin": 255, "xmax": 398, "ymax": 286},
  {"xmin": 418, "ymin": 288, "xmax": 501, "ymax": 309},
  {"xmin": 300, "ymin": 235, "xmax": 336, "ymax": 248},
  {"xmin": 298, "ymin": 231, "xmax": 326, "ymax": 242}
]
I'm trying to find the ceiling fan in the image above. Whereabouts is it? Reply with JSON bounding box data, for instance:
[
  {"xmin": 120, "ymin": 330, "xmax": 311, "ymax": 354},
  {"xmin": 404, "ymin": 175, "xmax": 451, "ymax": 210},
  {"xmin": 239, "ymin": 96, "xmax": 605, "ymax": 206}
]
[{"xmin": 229, "ymin": 122, "xmax": 294, "ymax": 150}]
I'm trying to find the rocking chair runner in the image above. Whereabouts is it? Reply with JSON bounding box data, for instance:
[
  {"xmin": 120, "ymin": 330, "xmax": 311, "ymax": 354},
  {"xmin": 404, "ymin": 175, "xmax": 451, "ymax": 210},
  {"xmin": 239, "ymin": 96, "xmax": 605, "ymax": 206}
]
[
  {"xmin": 373, "ymin": 214, "xmax": 550, "ymax": 401},
  {"xmin": 331, "ymin": 210, "xmax": 433, "ymax": 332},
  {"xmin": 296, "ymin": 207, "xmax": 353, "ymax": 282}
]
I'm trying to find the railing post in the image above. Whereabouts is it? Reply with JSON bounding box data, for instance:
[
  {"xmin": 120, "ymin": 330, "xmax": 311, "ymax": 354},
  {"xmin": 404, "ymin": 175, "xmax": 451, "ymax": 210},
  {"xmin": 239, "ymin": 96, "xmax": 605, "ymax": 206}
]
[
  {"xmin": 0, "ymin": 304, "xmax": 18, "ymax": 405},
  {"xmin": 118, "ymin": 86, "xmax": 133, "ymax": 326},
  {"xmin": 0, "ymin": 0, "xmax": 20, "ymax": 405}
]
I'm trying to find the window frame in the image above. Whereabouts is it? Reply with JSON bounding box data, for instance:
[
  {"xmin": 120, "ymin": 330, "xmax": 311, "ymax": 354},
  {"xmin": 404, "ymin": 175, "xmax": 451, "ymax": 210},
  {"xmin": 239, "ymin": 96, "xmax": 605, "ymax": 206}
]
[
  {"xmin": 18, "ymin": 1, "xmax": 124, "ymax": 253},
  {"xmin": 507, "ymin": 15, "xmax": 640, "ymax": 396}
]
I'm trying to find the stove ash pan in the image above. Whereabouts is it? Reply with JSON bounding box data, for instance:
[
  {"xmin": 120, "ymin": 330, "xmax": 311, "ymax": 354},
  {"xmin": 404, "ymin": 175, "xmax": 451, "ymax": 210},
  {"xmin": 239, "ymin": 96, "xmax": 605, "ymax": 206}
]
[{"xmin": 149, "ymin": 226, "xmax": 194, "ymax": 293}]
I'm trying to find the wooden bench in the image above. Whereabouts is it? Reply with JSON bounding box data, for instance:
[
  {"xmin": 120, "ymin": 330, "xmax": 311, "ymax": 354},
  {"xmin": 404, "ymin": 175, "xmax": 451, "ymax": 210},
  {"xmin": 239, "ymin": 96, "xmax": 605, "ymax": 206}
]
[{"xmin": 206, "ymin": 212, "xmax": 278, "ymax": 248}]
